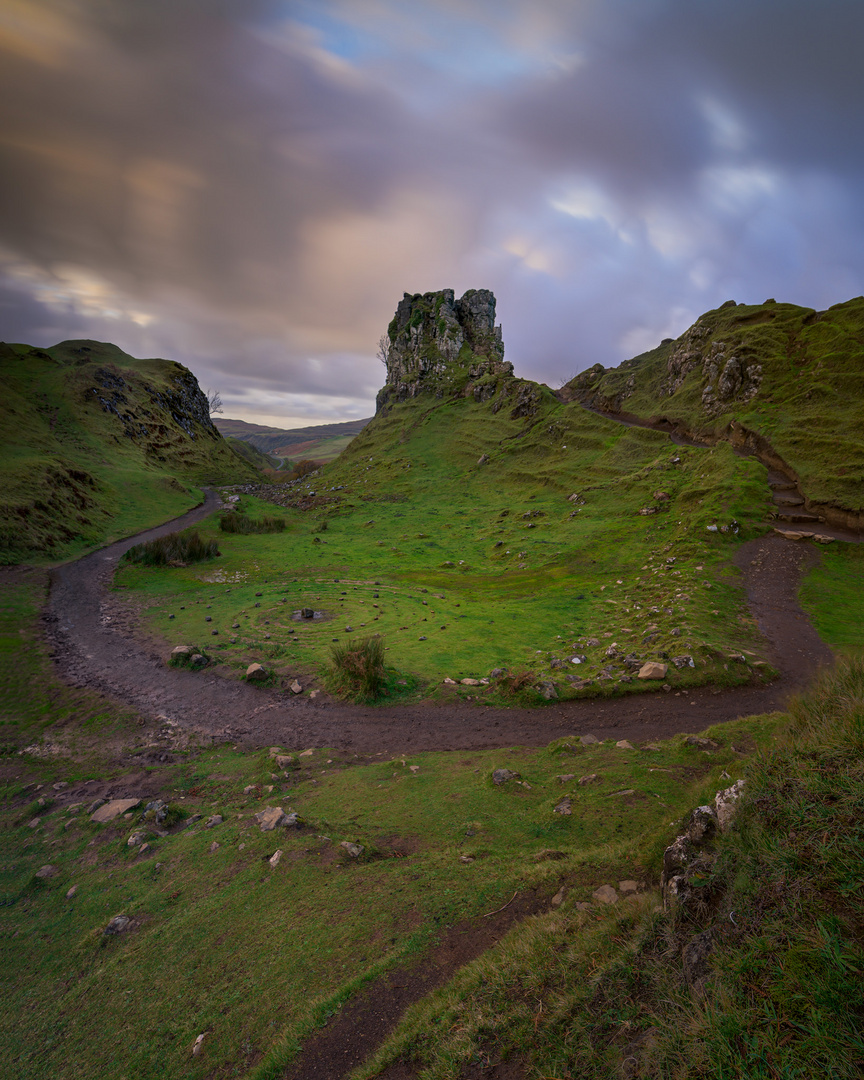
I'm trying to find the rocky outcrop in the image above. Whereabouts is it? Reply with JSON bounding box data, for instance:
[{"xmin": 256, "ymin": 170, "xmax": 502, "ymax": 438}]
[{"xmin": 376, "ymin": 289, "xmax": 513, "ymax": 411}]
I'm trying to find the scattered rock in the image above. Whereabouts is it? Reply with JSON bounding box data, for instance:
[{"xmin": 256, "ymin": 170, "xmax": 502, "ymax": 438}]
[
  {"xmin": 189, "ymin": 653, "xmax": 207, "ymax": 670},
  {"xmin": 91, "ymin": 798, "xmax": 141, "ymax": 823},
  {"xmin": 460, "ymin": 678, "xmax": 480, "ymax": 686},
  {"xmin": 290, "ymin": 680, "xmax": 303, "ymax": 694},
  {"xmin": 126, "ymin": 832, "xmax": 146, "ymax": 847},
  {"xmin": 592, "ymin": 884, "xmax": 618, "ymax": 905},
  {"xmin": 550, "ymin": 886, "xmax": 566, "ymax": 907},
  {"xmin": 243, "ymin": 785, "xmax": 257, "ymax": 795},
  {"xmin": 27, "ymin": 817, "xmax": 41, "ymax": 829},
  {"xmin": 685, "ymin": 736, "xmax": 719, "ymax": 751},
  {"xmin": 205, "ymin": 815, "xmax": 223, "ymax": 828},
  {"xmin": 66, "ymin": 885, "xmax": 77, "ymax": 899},
  {"xmin": 537, "ymin": 680, "xmax": 558, "ymax": 700},
  {"xmin": 104, "ymin": 914, "xmax": 131, "ymax": 936},
  {"xmin": 672, "ymin": 654, "xmax": 695, "ymax": 668},
  {"xmin": 192, "ymin": 1033, "xmax": 205, "ymax": 1057},
  {"xmin": 254, "ymin": 806, "xmax": 289, "ymax": 831},
  {"xmin": 578, "ymin": 773, "xmax": 599, "ymax": 785},
  {"xmin": 492, "ymin": 768, "xmax": 519, "ymax": 785},
  {"xmin": 274, "ymin": 754, "xmax": 295, "ymax": 769},
  {"xmin": 269, "ymin": 849, "xmax": 283, "ymax": 867},
  {"xmin": 618, "ymin": 880, "xmax": 639, "ymax": 895},
  {"xmin": 246, "ymin": 663, "xmax": 269, "ymax": 682},
  {"xmin": 171, "ymin": 645, "xmax": 193, "ymax": 660},
  {"xmin": 409, "ymin": 764, "xmax": 420, "ymax": 773},
  {"xmin": 459, "ymin": 855, "xmax": 475, "ymax": 864},
  {"xmin": 553, "ymin": 797, "xmax": 572, "ymax": 815},
  {"xmin": 638, "ymin": 662, "xmax": 668, "ymax": 680},
  {"xmin": 714, "ymin": 779, "xmax": 745, "ymax": 830},
  {"xmin": 610, "ymin": 789, "xmax": 636, "ymax": 797},
  {"xmin": 579, "ymin": 734, "xmax": 600, "ymax": 745},
  {"xmin": 35, "ymin": 864, "xmax": 57, "ymax": 879},
  {"xmin": 556, "ymin": 774, "xmax": 576, "ymax": 783},
  {"xmin": 340, "ymin": 841, "xmax": 364, "ymax": 858},
  {"xmin": 616, "ymin": 740, "xmax": 634, "ymax": 750},
  {"xmin": 210, "ymin": 841, "xmax": 220, "ymax": 853},
  {"xmin": 52, "ymin": 781, "xmax": 68, "ymax": 790}
]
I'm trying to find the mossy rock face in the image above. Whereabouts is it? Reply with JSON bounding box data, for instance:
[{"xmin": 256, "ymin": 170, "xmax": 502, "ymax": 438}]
[{"xmin": 378, "ymin": 288, "xmax": 513, "ymax": 410}]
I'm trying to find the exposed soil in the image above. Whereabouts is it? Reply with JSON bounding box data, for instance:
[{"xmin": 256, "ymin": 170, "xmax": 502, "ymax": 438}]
[{"xmin": 37, "ymin": 488, "xmax": 840, "ymax": 1080}]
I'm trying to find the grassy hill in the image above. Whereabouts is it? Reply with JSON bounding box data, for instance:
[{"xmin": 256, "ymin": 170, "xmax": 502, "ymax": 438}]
[
  {"xmin": 0, "ymin": 339, "xmax": 257, "ymax": 564},
  {"xmin": 215, "ymin": 416, "xmax": 373, "ymax": 463},
  {"xmin": 564, "ymin": 297, "xmax": 864, "ymax": 529}
]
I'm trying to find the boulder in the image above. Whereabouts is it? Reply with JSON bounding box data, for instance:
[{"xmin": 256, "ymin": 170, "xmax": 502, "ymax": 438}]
[
  {"xmin": 340, "ymin": 841, "xmax": 363, "ymax": 858},
  {"xmin": 537, "ymin": 680, "xmax": 558, "ymax": 700},
  {"xmin": 714, "ymin": 779, "xmax": 745, "ymax": 830},
  {"xmin": 618, "ymin": 879, "xmax": 639, "ymax": 895},
  {"xmin": 460, "ymin": 678, "xmax": 481, "ymax": 686},
  {"xmin": 553, "ymin": 797, "xmax": 572, "ymax": 815},
  {"xmin": 592, "ymin": 884, "xmax": 618, "ymax": 905},
  {"xmin": 615, "ymin": 740, "xmax": 634, "ymax": 750},
  {"xmin": 171, "ymin": 645, "xmax": 193, "ymax": 660},
  {"xmin": 91, "ymin": 798, "xmax": 141, "ymax": 823},
  {"xmin": 492, "ymin": 768, "xmax": 519, "ymax": 785},
  {"xmin": 189, "ymin": 653, "xmax": 207, "ymax": 670},
  {"xmin": 103, "ymin": 914, "xmax": 131, "ymax": 935},
  {"xmin": 35, "ymin": 864, "xmax": 58, "ymax": 879},
  {"xmin": 246, "ymin": 663, "xmax": 269, "ymax": 682},
  {"xmin": 254, "ymin": 806, "xmax": 289, "ymax": 831},
  {"xmin": 274, "ymin": 754, "xmax": 295, "ymax": 769},
  {"xmin": 637, "ymin": 661, "xmax": 668, "ymax": 680},
  {"xmin": 579, "ymin": 734, "xmax": 600, "ymax": 745}
]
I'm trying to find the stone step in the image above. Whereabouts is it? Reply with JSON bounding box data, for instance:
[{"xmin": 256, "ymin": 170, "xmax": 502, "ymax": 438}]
[
  {"xmin": 769, "ymin": 482, "xmax": 798, "ymax": 492},
  {"xmin": 774, "ymin": 494, "xmax": 805, "ymax": 506},
  {"xmin": 777, "ymin": 511, "xmax": 821, "ymax": 523}
]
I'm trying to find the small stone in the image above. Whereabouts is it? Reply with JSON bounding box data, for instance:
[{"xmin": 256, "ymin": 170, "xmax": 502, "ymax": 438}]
[
  {"xmin": 52, "ymin": 781, "xmax": 68, "ymax": 790},
  {"xmin": 685, "ymin": 736, "xmax": 719, "ymax": 751},
  {"xmin": 340, "ymin": 841, "xmax": 363, "ymax": 858},
  {"xmin": 492, "ymin": 768, "xmax": 519, "ymax": 785},
  {"xmin": 610, "ymin": 788, "xmax": 636, "ymax": 797},
  {"xmin": 246, "ymin": 663, "xmax": 268, "ymax": 682},
  {"xmin": 243, "ymin": 785, "xmax": 256, "ymax": 795},
  {"xmin": 254, "ymin": 806, "xmax": 289, "ymax": 831},
  {"xmin": 205, "ymin": 815, "xmax": 223, "ymax": 828},
  {"xmin": 35, "ymin": 864, "xmax": 57, "ymax": 879},
  {"xmin": 409, "ymin": 765, "xmax": 420, "ymax": 773},
  {"xmin": 269, "ymin": 849, "xmax": 282, "ymax": 867},
  {"xmin": 104, "ymin": 914, "xmax": 131, "ymax": 935},
  {"xmin": 574, "ymin": 901, "xmax": 592, "ymax": 911},
  {"xmin": 27, "ymin": 817, "xmax": 41, "ymax": 829},
  {"xmin": 90, "ymin": 798, "xmax": 141, "ymax": 823},
  {"xmin": 616, "ymin": 740, "xmax": 635, "ymax": 750},
  {"xmin": 638, "ymin": 662, "xmax": 668, "ymax": 680},
  {"xmin": 618, "ymin": 880, "xmax": 639, "ymax": 895},
  {"xmin": 579, "ymin": 734, "xmax": 600, "ymax": 745},
  {"xmin": 556, "ymin": 774, "xmax": 576, "ymax": 783},
  {"xmin": 274, "ymin": 755, "xmax": 295, "ymax": 769},
  {"xmin": 460, "ymin": 678, "xmax": 480, "ymax": 686},
  {"xmin": 290, "ymin": 680, "xmax": 303, "ymax": 694},
  {"xmin": 127, "ymin": 832, "xmax": 146, "ymax": 847},
  {"xmin": 192, "ymin": 1033, "xmax": 205, "ymax": 1057},
  {"xmin": 592, "ymin": 884, "xmax": 619, "ymax": 905},
  {"xmin": 66, "ymin": 885, "xmax": 78, "ymax": 899},
  {"xmin": 298, "ymin": 749, "xmax": 314, "ymax": 757},
  {"xmin": 138, "ymin": 843, "xmax": 150, "ymax": 854},
  {"xmin": 577, "ymin": 773, "xmax": 599, "ymax": 785},
  {"xmin": 459, "ymin": 855, "xmax": 475, "ymax": 864},
  {"xmin": 210, "ymin": 841, "xmax": 220, "ymax": 852},
  {"xmin": 553, "ymin": 797, "xmax": 572, "ymax": 815},
  {"xmin": 550, "ymin": 886, "xmax": 566, "ymax": 907}
]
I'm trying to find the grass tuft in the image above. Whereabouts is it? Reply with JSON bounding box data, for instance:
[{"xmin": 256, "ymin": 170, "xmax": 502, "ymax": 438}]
[
  {"xmin": 328, "ymin": 634, "xmax": 386, "ymax": 702},
  {"xmin": 218, "ymin": 512, "xmax": 286, "ymax": 534},
  {"xmin": 123, "ymin": 529, "xmax": 219, "ymax": 566}
]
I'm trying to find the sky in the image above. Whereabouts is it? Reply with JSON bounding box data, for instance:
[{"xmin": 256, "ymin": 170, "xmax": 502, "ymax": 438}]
[{"xmin": 1, "ymin": 0, "xmax": 863, "ymax": 428}]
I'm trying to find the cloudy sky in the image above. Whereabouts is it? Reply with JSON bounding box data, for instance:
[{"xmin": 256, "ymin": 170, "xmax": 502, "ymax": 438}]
[{"xmin": 2, "ymin": 0, "xmax": 863, "ymax": 427}]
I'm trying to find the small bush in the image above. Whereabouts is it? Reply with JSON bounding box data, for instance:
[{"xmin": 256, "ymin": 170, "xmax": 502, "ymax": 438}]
[
  {"xmin": 219, "ymin": 513, "xmax": 286, "ymax": 534},
  {"xmin": 329, "ymin": 635, "xmax": 386, "ymax": 702},
  {"xmin": 124, "ymin": 529, "xmax": 219, "ymax": 567}
]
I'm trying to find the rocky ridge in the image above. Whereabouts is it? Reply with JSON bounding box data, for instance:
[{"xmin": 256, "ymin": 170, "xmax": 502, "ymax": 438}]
[{"xmin": 377, "ymin": 288, "xmax": 513, "ymax": 411}]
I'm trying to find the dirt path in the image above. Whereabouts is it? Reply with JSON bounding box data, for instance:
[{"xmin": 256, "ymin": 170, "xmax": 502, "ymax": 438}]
[{"xmin": 45, "ymin": 493, "xmax": 834, "ymax": 757}]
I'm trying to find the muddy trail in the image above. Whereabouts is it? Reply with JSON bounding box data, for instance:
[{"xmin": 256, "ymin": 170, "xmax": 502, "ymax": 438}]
[{"xmin": 46, "ymin": 492, "xmax": 833, "ymax": 757}]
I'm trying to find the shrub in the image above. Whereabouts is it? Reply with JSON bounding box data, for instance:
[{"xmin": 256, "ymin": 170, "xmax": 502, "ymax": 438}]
[
  {"xmin": 219, "ymin": 513, "xmax": 286, "ymax": 534},
  {"xmin": 329, "ymin": 635, "xmax": 386, "ymax": 702},
  {"xmin": 123, "ymin": 529, "xmax": 219, "ymax": 567}
]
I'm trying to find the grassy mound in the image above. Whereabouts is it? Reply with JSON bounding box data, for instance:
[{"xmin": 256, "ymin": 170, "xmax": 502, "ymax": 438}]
[
  {"xmin": 123, "ymin": 529, "xmax": 220, "ymax": 567},
  {"xmin": 0, "ymin": 339, "xmax": 256, "ymax": 563},
  {"xmin": 357, "ymin": 655, "xmax": 864, "ymax": 1079}
]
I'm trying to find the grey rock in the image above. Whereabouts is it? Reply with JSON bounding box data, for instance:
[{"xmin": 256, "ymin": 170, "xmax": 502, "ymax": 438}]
[
  {"xmin": 492, "ymin": 768, "xmax": 519, "ymax": 785},
  {"xmin": 246, "ymin": 663, "xmax": 268, "ymax": 682},
  {"xmin": 205, "ymin": 815, "xmax": 223, "ymax": 828},
  {"xmin": 672, "ymin": 654, "xmax": 695, "ymax": 668},
  {"xmin": 35, "ymin": 864, "xmax": 58, "ymax": 879},
  {"xmin": 91, "ymin": 798, "xmax": 140, "ymax": 823},
  {"xmin": 104, "ymin": 914, "xmax": 131, "ymax": 935},
  {"xmin": 127, "ymin": 831, "xmax": 146, "ymax": 847},
  {"xmin": 714, "ymin": 779, "xmax": 745, "ymax": 830},
  {"xmin": 578, "ymin": 773, "xmax": 599, "ymax": 785},
  {"xmin": 553, "ymin": 797, "xmax": 572, "ymax": 815},
  {"xmin": 254, "ymin": 806, "xmax": 289, "ymax": 831},
  {"xmin": 592, "ymin": 884, "xmax": 618, "ymax": 905},
  {"xmin": 340, "ymin": 841, "xmax": 364, "ymax": 858},
  {"xmin": 685, "ymin": 736, "xmax": 719, "ymax": 751},
  {"xmin": 579, "ymin": 734, "xmax": 600, "ymax": 745},
  {"xmin": 537, "ymin": 680, "xmax": 558, "ymax": 700},
  {"xmin": 638, "ymin": 661, "xmax": 668, "ymax": 680}
]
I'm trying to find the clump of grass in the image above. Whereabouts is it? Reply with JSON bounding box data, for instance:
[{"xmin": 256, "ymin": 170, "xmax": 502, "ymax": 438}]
[
  {"xmin": 328, "ymin": 635, "xmax": 386, "ymax": 702},
  {"xmin": 219, "ymin": 513, "xmax": 286, "ymax": 534},
  {"xmin": 123, "ymin": 529, "xmax": 219, "ymax": 567}
]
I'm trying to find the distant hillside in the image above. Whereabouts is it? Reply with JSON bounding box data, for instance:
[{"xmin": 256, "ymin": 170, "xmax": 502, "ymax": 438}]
[
  {"xmin": 0, "ymin": 338, "xmax": 257, "ymax": 563},
  {"xmin": 214, "ymin": 416, "xmax": 372, "ymax": 462},
  {"xmin": 222, "ymin": 436, "xmax": 281, "ymax": 472},
  {"xmin": 564, "ymin": 297, "xmax": 864, "ymax": 531}
]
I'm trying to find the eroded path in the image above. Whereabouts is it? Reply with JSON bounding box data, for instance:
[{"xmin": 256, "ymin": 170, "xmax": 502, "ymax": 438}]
[{"xmin": 46, "ymin": 493, "xmax": 832, "ymax": 755}]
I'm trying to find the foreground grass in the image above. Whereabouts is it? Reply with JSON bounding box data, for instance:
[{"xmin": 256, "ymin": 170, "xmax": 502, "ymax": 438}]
[
  {"xmin": 360, "ymin": 655, "xmax": 864, "ymax": 1079},
  {"xmin": 1, "ymin": 570, "xmax": 782, "ymax": 1080},
  {"xmin": 800, "ymin": 542, "xmax": 864, "ymax": 650}
]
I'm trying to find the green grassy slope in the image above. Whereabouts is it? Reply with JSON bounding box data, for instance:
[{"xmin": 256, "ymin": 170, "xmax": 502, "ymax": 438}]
[
  {"xmin": 215, "ymin": 416, "xmax": 373, "ymax": 459},
  {"xmin": 567, "ymin": 297, "xmax": 864, "ymax": 516},
  {"xmin": 122, "ymin": 383, "xmax": 773, "ymax": 701},
  {"xmin": 0, "ymin": 339, "xmax": 257, "ymax": 563},
  {"xmin": 223, "ymin": 436, "xmax": 281, "ymax": 472}
]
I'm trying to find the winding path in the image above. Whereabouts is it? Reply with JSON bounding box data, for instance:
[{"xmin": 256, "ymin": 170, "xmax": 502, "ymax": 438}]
[{"xmin": 46, "ymin": 492, "xmax": 833, "ymax": 755}]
